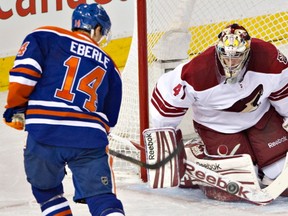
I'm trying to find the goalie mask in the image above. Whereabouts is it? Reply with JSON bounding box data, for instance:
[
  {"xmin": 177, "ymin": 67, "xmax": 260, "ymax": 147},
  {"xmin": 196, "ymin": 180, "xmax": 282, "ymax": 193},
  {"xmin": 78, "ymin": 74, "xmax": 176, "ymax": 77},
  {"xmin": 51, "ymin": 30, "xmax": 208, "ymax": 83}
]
[{"xmin": 216, "ymin": 24, "xmax": 251, "ymax": 82}]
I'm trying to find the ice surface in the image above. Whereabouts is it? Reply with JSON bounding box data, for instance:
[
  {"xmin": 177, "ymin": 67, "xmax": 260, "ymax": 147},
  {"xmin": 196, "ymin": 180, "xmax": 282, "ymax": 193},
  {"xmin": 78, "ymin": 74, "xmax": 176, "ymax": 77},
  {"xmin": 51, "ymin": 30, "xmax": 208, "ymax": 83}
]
[{"xmin": 1, "ymin": 91, "xmax": 288, "ymax": 216}]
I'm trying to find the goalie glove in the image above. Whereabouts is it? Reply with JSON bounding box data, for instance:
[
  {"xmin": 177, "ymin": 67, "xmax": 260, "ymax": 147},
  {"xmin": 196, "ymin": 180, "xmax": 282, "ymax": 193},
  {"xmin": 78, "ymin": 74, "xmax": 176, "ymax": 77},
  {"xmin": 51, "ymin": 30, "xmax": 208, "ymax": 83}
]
[
  {"xmin": 180, "ymin": 138, "xmax": 208, "ymax": 188},
  {"xmin": 282, "ymin": 117, "xmax": 288, "ymax": 132},
  {"xmin": 3, "ymin": 107, "xmax": 26, "ymax": 130}
]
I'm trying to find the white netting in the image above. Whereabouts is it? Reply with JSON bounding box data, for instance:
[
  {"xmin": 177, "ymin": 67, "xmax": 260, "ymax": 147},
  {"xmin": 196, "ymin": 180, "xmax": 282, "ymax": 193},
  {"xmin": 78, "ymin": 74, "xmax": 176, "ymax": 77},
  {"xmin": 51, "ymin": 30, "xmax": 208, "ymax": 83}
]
[{"xmin": 109, "ymin": 0, "xmax": 288, "ymax": 179}]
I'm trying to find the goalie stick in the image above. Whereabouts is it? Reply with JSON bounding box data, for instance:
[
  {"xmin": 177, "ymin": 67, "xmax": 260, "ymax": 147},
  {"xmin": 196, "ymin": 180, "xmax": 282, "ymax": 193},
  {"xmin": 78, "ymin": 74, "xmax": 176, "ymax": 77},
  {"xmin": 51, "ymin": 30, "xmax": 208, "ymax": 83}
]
[
  {"xmin": 108, "ymin": 132, "xmax": 183, "ymax": 169},
  {"xmin": 108, "ymin": 142, "xmax": 183, "ymax": 170}
]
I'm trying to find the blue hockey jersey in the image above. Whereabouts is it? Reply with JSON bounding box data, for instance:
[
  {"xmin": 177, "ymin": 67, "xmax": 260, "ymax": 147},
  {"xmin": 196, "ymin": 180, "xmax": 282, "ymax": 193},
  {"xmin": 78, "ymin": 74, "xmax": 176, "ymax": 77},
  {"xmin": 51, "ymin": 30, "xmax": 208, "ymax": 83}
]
[{"xmin": 6, "ymin": 26, "xmax": 122, "ymax": 148}]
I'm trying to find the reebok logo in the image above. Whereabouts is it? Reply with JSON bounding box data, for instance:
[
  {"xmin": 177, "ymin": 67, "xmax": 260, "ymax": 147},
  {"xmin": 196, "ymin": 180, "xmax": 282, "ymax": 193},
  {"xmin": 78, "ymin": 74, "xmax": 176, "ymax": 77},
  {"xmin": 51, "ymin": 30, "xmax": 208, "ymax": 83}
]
[
  {"xmin": 185, "ymin": 162, "xmax": 250, "ymax": 199},
  {"xmin": 267, "ymin": 136, "xmax": 287, "ymax": 148},
  {"xmin": 196, "ymin": 162, "xmax": 221, "ymax": 171},
  {"xmin": 145, "ymin": 133, "xmax": 155, "ymax": 160}
]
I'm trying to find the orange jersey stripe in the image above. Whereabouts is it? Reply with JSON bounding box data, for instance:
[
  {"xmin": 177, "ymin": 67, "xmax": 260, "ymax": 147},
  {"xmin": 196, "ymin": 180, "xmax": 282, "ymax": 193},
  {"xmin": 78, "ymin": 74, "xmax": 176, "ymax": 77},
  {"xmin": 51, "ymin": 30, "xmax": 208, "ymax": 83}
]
[
  {"xmin": 10, "ymin": 67, "xmax": 41, "ymax": 78},
  {"xmin": 35, "ymin": 26, "xmax": 98, "ymax": 46},
  {"xmin": 26, "ymin": 109, "xmax": 110, "ymax": 132}
]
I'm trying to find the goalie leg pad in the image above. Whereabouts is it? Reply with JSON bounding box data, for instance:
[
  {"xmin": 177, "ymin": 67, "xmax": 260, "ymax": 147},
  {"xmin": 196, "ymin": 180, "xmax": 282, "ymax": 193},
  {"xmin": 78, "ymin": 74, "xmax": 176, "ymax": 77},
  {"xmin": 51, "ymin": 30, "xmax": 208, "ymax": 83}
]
[
  {"xmin": 143, "ymin": 127, "xmax": 184, "ymax": 188},
  {"xmin": 183, "ymin": 141, "xmax": 261, "ymax": 202}
]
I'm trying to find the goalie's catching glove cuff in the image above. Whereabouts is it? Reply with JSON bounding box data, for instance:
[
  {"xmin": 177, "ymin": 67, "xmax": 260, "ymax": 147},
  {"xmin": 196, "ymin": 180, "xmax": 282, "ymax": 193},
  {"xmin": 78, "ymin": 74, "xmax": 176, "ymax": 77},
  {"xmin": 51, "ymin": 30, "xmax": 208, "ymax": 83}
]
[{"xmin": 3, "ymin": 107, "xmax": 26, "ymax": 130}]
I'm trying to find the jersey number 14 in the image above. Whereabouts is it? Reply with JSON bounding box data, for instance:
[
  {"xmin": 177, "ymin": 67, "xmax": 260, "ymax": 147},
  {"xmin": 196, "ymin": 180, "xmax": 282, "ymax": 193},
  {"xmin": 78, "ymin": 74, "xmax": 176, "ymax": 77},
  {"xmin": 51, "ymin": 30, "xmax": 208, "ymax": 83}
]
[{"xmin": 55, "ymin": 56, "xmax": 105, "ymax": 112}]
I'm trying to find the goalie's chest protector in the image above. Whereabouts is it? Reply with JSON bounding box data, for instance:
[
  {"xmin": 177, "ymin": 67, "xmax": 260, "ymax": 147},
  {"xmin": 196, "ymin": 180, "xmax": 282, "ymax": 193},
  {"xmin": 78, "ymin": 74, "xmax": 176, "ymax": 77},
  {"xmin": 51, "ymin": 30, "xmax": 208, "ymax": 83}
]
[{"xmin": 177, "ymin": 42, "xmax": 287, "ymax": 133}]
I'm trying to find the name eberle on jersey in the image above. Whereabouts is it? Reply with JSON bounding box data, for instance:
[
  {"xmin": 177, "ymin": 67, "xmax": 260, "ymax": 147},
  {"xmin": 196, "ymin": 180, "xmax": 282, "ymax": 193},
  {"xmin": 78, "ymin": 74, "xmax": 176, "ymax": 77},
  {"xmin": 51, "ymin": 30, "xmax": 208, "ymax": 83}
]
[{"xmin": 70, "ymin": 41, "xmax": 110, "ymax": 69}]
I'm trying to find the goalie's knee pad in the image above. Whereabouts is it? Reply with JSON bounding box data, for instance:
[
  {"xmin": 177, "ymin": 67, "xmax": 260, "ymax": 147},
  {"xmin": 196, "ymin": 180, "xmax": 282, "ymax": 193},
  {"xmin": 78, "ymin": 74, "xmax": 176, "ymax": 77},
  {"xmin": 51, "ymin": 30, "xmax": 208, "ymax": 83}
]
[
  {"xmin": 86, "ymin": 193, "xmax": 125, "ymax": 216},
  {"xmin": 181, "ymin": 140, "xmax": 261, "ymax": 202}
]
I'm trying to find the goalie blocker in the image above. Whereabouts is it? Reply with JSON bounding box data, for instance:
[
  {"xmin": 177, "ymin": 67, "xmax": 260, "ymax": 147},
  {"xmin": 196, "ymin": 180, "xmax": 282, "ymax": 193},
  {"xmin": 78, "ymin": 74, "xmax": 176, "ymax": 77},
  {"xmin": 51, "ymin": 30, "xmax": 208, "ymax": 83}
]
[{"xmin": 143, "ymin": 127, "xmax": 288, "ymax": 205}]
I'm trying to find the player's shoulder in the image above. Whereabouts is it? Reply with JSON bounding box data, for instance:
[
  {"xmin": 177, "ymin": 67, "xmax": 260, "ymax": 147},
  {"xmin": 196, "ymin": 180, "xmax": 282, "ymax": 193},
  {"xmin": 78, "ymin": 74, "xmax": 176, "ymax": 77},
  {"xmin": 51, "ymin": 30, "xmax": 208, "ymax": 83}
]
[
  {"xmin": 250, "ymin": 38, "xmax": 276, "ymax": 49},
  {"xmin": 181, "ymin": 46, "xmax": 219, "ymax": 91},
  {"xmin": 248, "ymin": 38, "xmax": 288, "ymax": 74},
  {"xmin": 250, "ymin": 38, "xmax": 279, "ymax": 57},
  {"xmin": 31, "ymin": 26, "xmax": 78, "ymax": 39}
]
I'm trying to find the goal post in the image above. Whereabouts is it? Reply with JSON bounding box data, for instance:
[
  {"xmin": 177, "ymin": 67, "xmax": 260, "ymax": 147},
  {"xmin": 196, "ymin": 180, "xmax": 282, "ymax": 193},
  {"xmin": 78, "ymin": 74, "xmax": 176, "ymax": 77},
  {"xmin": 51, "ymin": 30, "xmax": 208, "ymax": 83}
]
[
  {"xmin": 137, "ymin": 0, "xmax": 149, "ymax": 182},
  {"xmin": 109, "ymin": 0, "xmax": 288, "ymax": 182}
]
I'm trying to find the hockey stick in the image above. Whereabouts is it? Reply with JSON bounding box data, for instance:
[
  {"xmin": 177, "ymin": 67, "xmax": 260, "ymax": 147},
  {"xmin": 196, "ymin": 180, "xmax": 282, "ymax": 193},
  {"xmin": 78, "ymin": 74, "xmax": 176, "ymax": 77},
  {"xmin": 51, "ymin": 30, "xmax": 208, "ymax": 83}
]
[
  {"xmin": 108, "ymin": 132, "xmax": 184, "ymax": 169},
  {"xmin": 108, "ymin": 142, "xmax": 184, "ymax": 169},
  {"xmin": 109, "ymin": 133, "xmax": 144, "ymax": 151}
]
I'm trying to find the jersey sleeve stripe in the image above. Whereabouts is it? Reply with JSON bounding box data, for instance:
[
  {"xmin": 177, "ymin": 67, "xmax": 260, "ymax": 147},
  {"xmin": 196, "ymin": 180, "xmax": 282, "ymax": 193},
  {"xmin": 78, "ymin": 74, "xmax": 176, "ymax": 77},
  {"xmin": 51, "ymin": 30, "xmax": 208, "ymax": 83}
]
[
  {"xmin": 14, "ymin": 58, "xmax": 42, "ymax": 73},
  {"xmin": 9, "ymin": 75, "xmax": 37, "ymax": 86},
  {"xmin": 151, "ymin": 87, "xmax": 188, "ymax": 117},
  {"xmin": 151, "ymin": 99, "xmax": 186, "ymax": 117},
  {"xmin": 269, "ymin": 83, "xmax": 288, "ymax": 101},
  {"xmin": 11, "ymin": 67, "xmax": 42, "ymax": 78}
]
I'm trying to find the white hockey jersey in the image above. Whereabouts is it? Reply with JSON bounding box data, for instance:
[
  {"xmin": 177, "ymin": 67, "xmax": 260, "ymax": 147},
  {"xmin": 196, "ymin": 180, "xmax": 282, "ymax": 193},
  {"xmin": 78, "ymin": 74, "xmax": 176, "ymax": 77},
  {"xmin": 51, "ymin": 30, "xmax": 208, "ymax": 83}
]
[{"xmin": 150, "ymin": 38, "xmax": 288, "ymax": 133}]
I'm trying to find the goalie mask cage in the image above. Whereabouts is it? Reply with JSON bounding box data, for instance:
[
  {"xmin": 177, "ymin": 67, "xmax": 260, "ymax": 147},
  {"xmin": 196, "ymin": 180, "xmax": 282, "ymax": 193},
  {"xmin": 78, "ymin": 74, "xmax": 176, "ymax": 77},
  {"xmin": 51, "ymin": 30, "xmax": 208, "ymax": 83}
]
[{"xmin": 109, "ymin": 0, "xmax": 288, "ymax": 182}]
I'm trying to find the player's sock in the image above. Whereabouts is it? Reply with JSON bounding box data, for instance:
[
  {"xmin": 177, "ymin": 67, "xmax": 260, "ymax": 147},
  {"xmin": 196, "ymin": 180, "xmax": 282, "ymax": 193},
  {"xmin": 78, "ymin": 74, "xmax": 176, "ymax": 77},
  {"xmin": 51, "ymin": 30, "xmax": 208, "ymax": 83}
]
[{"xmin": 41, "ymin": 196, "xmax": 72, "ymax": 216}]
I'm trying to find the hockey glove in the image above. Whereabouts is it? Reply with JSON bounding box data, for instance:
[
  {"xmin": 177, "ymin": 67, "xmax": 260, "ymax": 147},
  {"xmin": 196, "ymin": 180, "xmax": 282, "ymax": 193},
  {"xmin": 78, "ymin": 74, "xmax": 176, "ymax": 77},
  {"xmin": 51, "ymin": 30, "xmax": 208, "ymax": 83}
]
[
  {"xmin": 283, "ymin": 117, "xmax": 288, "ymax": 132},
  {"xmin": 3, "ymin": 107, "xmax": 26, "ymax": 130}
]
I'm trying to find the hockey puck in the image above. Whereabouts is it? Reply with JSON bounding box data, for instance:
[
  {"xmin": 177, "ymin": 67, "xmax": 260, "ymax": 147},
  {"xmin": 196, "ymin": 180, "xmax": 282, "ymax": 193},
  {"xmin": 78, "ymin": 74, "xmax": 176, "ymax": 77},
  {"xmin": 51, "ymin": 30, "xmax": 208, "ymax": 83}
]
[{"xmin": 227, "ymin": 182, "xmax": 239, "ymax": 194}]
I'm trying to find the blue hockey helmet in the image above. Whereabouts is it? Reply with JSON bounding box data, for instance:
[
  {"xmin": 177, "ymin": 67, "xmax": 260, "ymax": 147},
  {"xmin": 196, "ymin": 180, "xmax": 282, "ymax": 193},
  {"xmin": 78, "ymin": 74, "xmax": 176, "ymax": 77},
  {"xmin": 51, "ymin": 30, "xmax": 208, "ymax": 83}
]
[{"xmin": 72, "ymin": 3, "xmax": 111, "ymax": 37}]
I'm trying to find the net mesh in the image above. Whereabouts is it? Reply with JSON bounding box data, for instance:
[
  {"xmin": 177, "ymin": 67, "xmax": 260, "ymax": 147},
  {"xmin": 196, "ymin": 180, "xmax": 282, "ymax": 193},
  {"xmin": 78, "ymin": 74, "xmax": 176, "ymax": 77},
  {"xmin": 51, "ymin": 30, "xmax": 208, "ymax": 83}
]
[{"xmin": 109, "ymin": 0, "xmax": 288, "ymax": 179}]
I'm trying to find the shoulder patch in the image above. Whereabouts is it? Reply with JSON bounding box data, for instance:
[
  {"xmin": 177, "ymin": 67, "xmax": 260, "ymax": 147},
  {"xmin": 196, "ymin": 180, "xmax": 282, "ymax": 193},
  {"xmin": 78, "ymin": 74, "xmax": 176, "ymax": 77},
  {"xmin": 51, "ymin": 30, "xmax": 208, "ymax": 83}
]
[
  {"xmin": 277, "ymin": 49, "xmax": 288, "ymax": 64},
  {"xmin": 17, "ymin": 41, "xmax": 30, "ymax": 57}
]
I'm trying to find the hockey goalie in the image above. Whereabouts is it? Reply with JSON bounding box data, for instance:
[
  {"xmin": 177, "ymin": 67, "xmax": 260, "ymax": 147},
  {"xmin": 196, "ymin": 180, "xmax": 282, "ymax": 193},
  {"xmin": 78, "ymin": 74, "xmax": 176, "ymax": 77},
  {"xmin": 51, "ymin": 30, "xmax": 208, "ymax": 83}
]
[{"xmin": 145, "ymin": 23, "xmax": 288, "ymax": 204}]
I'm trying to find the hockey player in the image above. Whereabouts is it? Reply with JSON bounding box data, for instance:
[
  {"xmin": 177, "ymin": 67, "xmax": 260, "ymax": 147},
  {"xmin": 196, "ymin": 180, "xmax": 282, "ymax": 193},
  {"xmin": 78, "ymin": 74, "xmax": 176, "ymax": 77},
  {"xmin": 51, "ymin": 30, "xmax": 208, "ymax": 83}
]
[
  {"xmin": 3, "ymin": 3, "xmax": 125, "ymax": 216},
  {"xmin": 150, "ymin": 23, "xmax": 288, "ymax": 201}
]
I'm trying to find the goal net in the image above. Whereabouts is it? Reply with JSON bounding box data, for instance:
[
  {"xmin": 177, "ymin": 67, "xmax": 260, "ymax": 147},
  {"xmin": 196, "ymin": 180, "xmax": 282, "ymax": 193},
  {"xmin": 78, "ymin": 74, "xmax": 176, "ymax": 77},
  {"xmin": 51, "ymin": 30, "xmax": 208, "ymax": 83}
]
[{"xmin": 109, "ymin": 0, "xmax": 288, "ymax": 181}]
